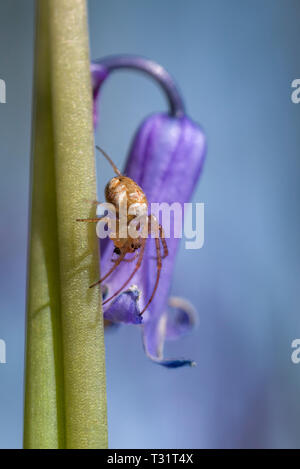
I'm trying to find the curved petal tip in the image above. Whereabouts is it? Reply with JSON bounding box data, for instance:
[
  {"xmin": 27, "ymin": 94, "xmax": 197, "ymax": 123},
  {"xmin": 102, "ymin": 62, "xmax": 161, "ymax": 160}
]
[
  {"xmin": 143, "ymin": 299, "xmax": 198, "ymax": 368},
  {"xmin": 103, "ymin": 285, "xmax": 142, "ymax": 325},
  {"xmin": 165, "ymin": 296, "xmax": 198, "ymax": 341},
  {"xmin": 150, "ymin": 357, "xmax": 197, "ymax": 368}
]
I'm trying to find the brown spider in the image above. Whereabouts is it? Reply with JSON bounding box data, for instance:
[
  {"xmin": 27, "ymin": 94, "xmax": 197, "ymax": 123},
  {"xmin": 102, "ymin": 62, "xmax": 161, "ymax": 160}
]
[{"xmin": 77, "ymin": 146, "xmax": 168, "ymax": 316}]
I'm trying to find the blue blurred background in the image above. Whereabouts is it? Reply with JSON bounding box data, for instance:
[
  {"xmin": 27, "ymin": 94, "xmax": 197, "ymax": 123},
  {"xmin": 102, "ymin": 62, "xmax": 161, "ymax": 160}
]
[{"xmin": 0, "ymin": 0, "xmax": 300, "ymax": 448}]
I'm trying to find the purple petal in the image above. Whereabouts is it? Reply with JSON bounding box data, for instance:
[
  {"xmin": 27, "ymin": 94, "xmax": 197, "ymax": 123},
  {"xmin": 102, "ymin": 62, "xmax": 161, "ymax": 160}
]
[
  {"xmin": 103, "ymin": 286, "xmax": 142, "ymax": 325},
  {"xmin": 142, "ymin": 313, "xmax": 196, "ymax": 368},
  {"xmin": 165, "ymin": 296, "xmax": 198, "ymax": 341},
  {"xmin": 129, "ymin": 115, "xmax": 205, "ymax": 345}
]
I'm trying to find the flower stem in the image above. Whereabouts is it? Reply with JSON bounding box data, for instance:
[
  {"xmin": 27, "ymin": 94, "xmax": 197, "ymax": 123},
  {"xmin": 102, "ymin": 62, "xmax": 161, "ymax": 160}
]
[
  {"xmin": 24, "ymin": 0, "xmax": 65, "ymax": 449},
  {"xmin": 24, "ymin": 0, "xmax": 108, "ymax": 449},
  {"xmin": 92, "ymin": 55, "xmax": 185, "ymax": 117},
  {"xmin": 49, "ymin": 0, "xmax": 107, "ymax": 449}
]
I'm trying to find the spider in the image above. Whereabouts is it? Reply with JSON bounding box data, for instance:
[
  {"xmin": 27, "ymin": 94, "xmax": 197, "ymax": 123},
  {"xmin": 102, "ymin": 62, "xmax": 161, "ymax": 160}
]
[{"xmin": 77, "ymin": 146, "xmax": 168, "ymax": 316}]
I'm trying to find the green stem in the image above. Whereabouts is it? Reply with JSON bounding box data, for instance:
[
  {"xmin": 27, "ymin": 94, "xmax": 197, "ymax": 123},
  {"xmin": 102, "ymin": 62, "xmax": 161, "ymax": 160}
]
[
  {"xmin": 24, "ymin": 0, "xmax": 108, "ymax": 449},
  {"xmin": 24, "ymin": 0, "xmax": 64, "ymax": 449}
]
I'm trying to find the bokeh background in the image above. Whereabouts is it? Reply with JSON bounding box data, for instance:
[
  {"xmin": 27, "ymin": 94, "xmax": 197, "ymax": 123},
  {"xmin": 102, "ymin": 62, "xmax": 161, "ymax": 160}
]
[{"xmin": 1, "ymin": 0, "xmax": 300, "ymax": 448}]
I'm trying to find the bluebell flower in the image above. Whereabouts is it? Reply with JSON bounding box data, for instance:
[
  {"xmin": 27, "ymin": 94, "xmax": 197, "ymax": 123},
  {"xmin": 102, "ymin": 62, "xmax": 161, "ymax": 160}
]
[{"xmin": 92, "ymin": 56, "xmax": 206, "ymax": 367}]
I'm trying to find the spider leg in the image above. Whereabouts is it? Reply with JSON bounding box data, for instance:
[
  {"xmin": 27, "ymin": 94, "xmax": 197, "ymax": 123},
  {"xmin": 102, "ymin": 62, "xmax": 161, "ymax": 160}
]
[
  {"xmin": 89, "ymin": 249, "xmax": 127, "ymax": 288},
  {"xmin": 159, "ymin": 224, "xmax": 168, "ymax": 259},
  {"xmin": 139, "ymin": 233, "xmax": 162, "ymax": 316},
  {"xmin": 149, "ymin": 215, "xmax": 168, "ymax": 260},
  {"xmin": 102, "ymin": 237, "xmax": 147, "ymax": 305},
  {"xmin": 76, "ymin": 215, "xmax": 108, "ymax": 223},
  {"xmin": 96, "ymin": 145, "xmax": 123, "ymax": 177},
  {"xmin": 111, "ymin": 252, "xmax": 139, "ymax": 263},
  {"xmin": 76, "ymin": 200, "xmax": 106, "ymax": 222},
  {"xmin": 76, "ymin": 217, "xmax": 100, "ymax": 223},
  {"xmin": 123, "ymin": 253, "xmax": 140, "ymax": 262}
]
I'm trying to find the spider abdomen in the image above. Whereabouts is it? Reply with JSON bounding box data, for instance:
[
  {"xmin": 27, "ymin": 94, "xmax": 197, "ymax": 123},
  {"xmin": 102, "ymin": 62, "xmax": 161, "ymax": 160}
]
[{"xmin": 105, "ymin": 176, "xmax": 148, "ymax": 218}]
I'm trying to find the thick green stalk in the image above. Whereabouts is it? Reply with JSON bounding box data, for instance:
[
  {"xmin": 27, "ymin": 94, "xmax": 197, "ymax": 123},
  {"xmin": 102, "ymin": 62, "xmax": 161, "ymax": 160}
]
[
  {"xmin": 24, "ymin": 0, "xmax": 108, "ymax": 449},
  {"xmin": 49, "ymin": 0, "xmax": 107, "ymax": 449},
  {"xmin": 24, "ymin": 0, "xmax": 64, "ymax": 449}
]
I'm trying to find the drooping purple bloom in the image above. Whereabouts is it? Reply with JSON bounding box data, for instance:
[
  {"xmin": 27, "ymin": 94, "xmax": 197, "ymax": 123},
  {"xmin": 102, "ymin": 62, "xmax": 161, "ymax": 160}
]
[{"xmin": 92, "ymin": 56, "xmax": 206, "ymax": 367}]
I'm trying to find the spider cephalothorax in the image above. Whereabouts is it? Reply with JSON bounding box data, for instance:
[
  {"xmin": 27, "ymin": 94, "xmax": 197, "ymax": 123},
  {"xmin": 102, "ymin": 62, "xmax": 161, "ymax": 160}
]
[{"xmin": 77, "ymin": 146, "xmax": 168, "ymax": 316}]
